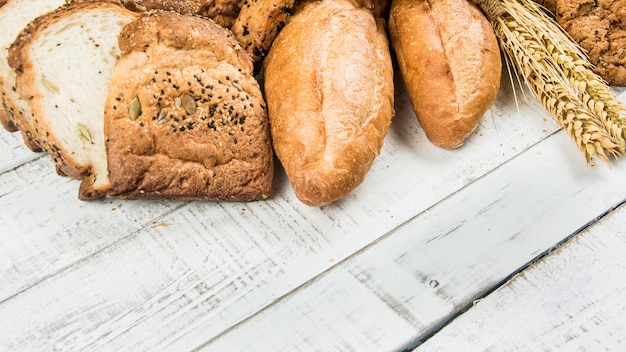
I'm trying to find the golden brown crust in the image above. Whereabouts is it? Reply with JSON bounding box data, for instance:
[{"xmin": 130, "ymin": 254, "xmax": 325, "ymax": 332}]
[
  {"xmin": 388, "ymin": 0, "xmax": 501, "ymax": 149},
  {"xmin": 263, "ymin": 0, "xmax": 394, "ymax": 207},
  {"xmin": 105, "ymin": 11, "xmax": 273, "ymax": 201},
  {"xmin": 133, "ymin": 0, "xmax": 209, "ymax": 13},
  {"xmin": 197, "ymin": 0, "xmax": 243, "ymax": 28},
  {"xmin": 1, "ymin": 92, "xmax": 44, "ymax": 151},
  {"xmin": 0, "ymin": 95, "xmax": 44, "ymax": 150},
  {"xmin": 231, "ymin": 0, "xmax": 294, "ymax": 63},
  {"xmin": 71, "ymin": 0, "xmax": 293, "ymax": 65},
  {"xmin": 347, "ymin": 0, "xmax": 390, "ymax": 18},
  {"xmin": 556, "ymin": 0, "xmax": 626, "ymax": 86}
]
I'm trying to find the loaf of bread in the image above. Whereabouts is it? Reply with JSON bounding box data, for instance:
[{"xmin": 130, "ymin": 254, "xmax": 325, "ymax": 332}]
[
  {"xmin": 556, "ymin": 0, "xmax": 626, "ymax": 86},
  {"xmin": 104, "ymin": 11, "xmax": 274, "ymax": 201},
  {"xmin": 133, "ymin": 0, "xmax": 296, "ymax": 65},
  {"xmin": 263, "ymin": 0, "xmax": 394, "ymax": 207},
  {"xmin": 8, "ymin": 1, "xmax": 138, "ymax": 197},
  {"xmin": 388, "ymin": 0, "xmax": 502, "ymax": 148},
  {"xmin": 0, "ymin": 0, "xmax": 67, "ymax": 149}
]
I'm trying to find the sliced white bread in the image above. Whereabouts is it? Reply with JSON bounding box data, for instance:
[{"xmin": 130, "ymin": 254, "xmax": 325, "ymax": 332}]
[
  {"xmin": 0, "ymin": 0, "xmax": 67, "ymax": 148},
  {"xmin": 8, "ymin": 1, "xmax": 138, "ymax": 198}
]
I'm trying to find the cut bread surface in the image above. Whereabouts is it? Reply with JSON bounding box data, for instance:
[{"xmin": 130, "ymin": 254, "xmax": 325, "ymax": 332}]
[
  {"xmin": 0, "ymin": 0, "xmax": 66, "ymax": 144},
  {"xmin": 8, "ymin": 1, "xmax": 138, "ymax": 198},
  {"xmin": 5, "ymin": 1, "xmax": 275, "ymax": 202}
]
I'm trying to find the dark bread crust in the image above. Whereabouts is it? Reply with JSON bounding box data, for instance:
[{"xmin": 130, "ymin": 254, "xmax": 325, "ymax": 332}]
[
  {"xmin": 0, "ymin": 104, "xmax": 18, "ymax": 132},
  {"xmin": 556, "ymin": 0, "xmax": 626, "ymax": 86},
  {"xmin": 231, "ymin": 0, "xmax": 293, "ymax": 63},
  {"xmin": 105, "ymin": 11, "xmax": 274, "ymax": 201},
  {"xmin": 131, "ymin": 0, "xmax": 294, "ymax": 64}
]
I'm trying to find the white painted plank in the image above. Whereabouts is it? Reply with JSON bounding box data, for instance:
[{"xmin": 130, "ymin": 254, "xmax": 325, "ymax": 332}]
[
  {"xmin": 0, "ymin": 156, "xmax": 186, "ymax": 302},
  {"xmin": 198, "ymin": 129, "xmax": 626, "ymax": 352},
  {"xmin": 0, "ymin": 79, "xmax": 623, "ymax": 352},
  {"xmin": 414, "ymin": 202, "xmax": 626, "ymax": 352},
  {"xmin": 0, "ymin": 74, "xmax": 556, "ymax": 303},
  {"xmin": 0, "ymin": 128, "xmax": 41, "ymax": 173},
  {"xmin": 0, "ymin": 76, "xmax": 563, "ymax": 351}
]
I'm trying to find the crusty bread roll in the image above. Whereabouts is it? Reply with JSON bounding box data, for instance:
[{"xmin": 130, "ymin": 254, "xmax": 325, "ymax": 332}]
[
  {"xmin": 263, "ymin": 0, "xmax": 394, "ymax": 207},
  {"xmin": 388, "ymin": 0, "xmax": 501, "ymax": 148}
]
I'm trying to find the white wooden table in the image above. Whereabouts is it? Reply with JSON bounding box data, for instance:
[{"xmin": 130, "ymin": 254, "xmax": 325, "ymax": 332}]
[{"xmin": 1, "ymin": 73, "xmax": 625, "ymax": 351}]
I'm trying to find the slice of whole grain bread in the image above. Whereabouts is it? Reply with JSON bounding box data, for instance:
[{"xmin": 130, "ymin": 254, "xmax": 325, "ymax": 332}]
[
  {"xmin": 0, "ymin": 0, "xmax": 67, "ymax": 148},
  {"xmin": 8, "ymin": 1, "xmax": 138, "ymax": 197},
  {"xmin": 104, "ymin": 11, "xmax": 274, "ymax": 201}
]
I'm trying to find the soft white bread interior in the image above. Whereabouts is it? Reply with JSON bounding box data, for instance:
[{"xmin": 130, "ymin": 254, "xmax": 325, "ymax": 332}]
[
  {"xmin": 388, "ymin": 0, "xmax": 502, "ymax": 148},
  {"xmin": 263, "ymin": 0, "xmax": 394, "ymax": 207},
  {"xmin": 8, "ymin": 1, "xmax": 138, "ymax": 198},
  {"xmin": 0, "ymin": 0, "xmax": 67, "ymax": 148}
]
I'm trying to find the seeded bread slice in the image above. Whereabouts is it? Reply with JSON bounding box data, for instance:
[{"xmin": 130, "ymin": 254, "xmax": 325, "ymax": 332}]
[
  {"xmin": 8, "ymin": 1, "xmax": 138, "ymax": 197},
  {"xmin": 231, "ymin": 0, "xmax": 295, "ymax": 64},
  {"xmin": 0, "ymin": 0, "xmax": 67, "ymax": 148},
  {"xmin": 104, "ymin": 11, "xmax": 274, "ymax": 201}
]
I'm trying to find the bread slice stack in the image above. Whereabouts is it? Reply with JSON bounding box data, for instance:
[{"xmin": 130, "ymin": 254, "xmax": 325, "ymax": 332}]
[
  {"xmin": 0, "ymin": 0, "xmax": 67, "ymax": 149},
  {"xmin": 3, "ymin": 0, "xmax": 274, "ymax": 201}
]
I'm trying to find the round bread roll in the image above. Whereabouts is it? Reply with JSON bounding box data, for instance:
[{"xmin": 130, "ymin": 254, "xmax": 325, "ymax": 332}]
[
  {"xmin": 389, "ymin": 0, "xmax": 502, "ymax": 148},
  {"xmin": 263, "ymin": 0, "xmax": 394, "ymax": 207}
]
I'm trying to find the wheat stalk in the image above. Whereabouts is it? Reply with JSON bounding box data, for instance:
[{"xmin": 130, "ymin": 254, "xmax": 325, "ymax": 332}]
[
  {"xmin": 522, "ymin": 0, "xmax": 626, "ymax": 153},
  {"xmin": 472, "ymin": 0, "xmax": 625, "ymax": 165}
]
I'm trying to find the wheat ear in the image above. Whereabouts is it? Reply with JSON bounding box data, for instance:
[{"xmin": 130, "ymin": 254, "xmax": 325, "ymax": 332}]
[
  {"xmin": 520, "ymin": 0, "xmax": 626, "ymax": 153},
  {"xmin": 472, "ymin": 0, "xmax": 624, "ymax": 165}
]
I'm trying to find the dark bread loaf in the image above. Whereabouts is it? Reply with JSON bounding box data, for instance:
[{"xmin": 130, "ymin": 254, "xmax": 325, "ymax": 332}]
[
  {"xmin": 104, "ymin": 11, "xmax": 274, "ymax": 201},
  {"xmin": 556, "ymin": 0, "xmax": 626, "ymax": 86}
]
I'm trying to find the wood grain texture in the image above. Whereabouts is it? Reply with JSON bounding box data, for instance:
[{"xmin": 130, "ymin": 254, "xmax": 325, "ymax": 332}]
[
  {"xmin": 0, "ymin": 129, "xmax": 41, "ymax": 173},
  {"xmin": 0, "ymin": 73, "xmax": 624, "ymax": 352},
  {"xmin": 415, "ymin": 203, "xmax": 626, "ymax": 351},
  {"xmin": 0, "ymin": 155, "xmax": 186, "ymax": 302},
  {"xmin": 195, "ymin": 130, "xmax": 626, "ymax": 352}
]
